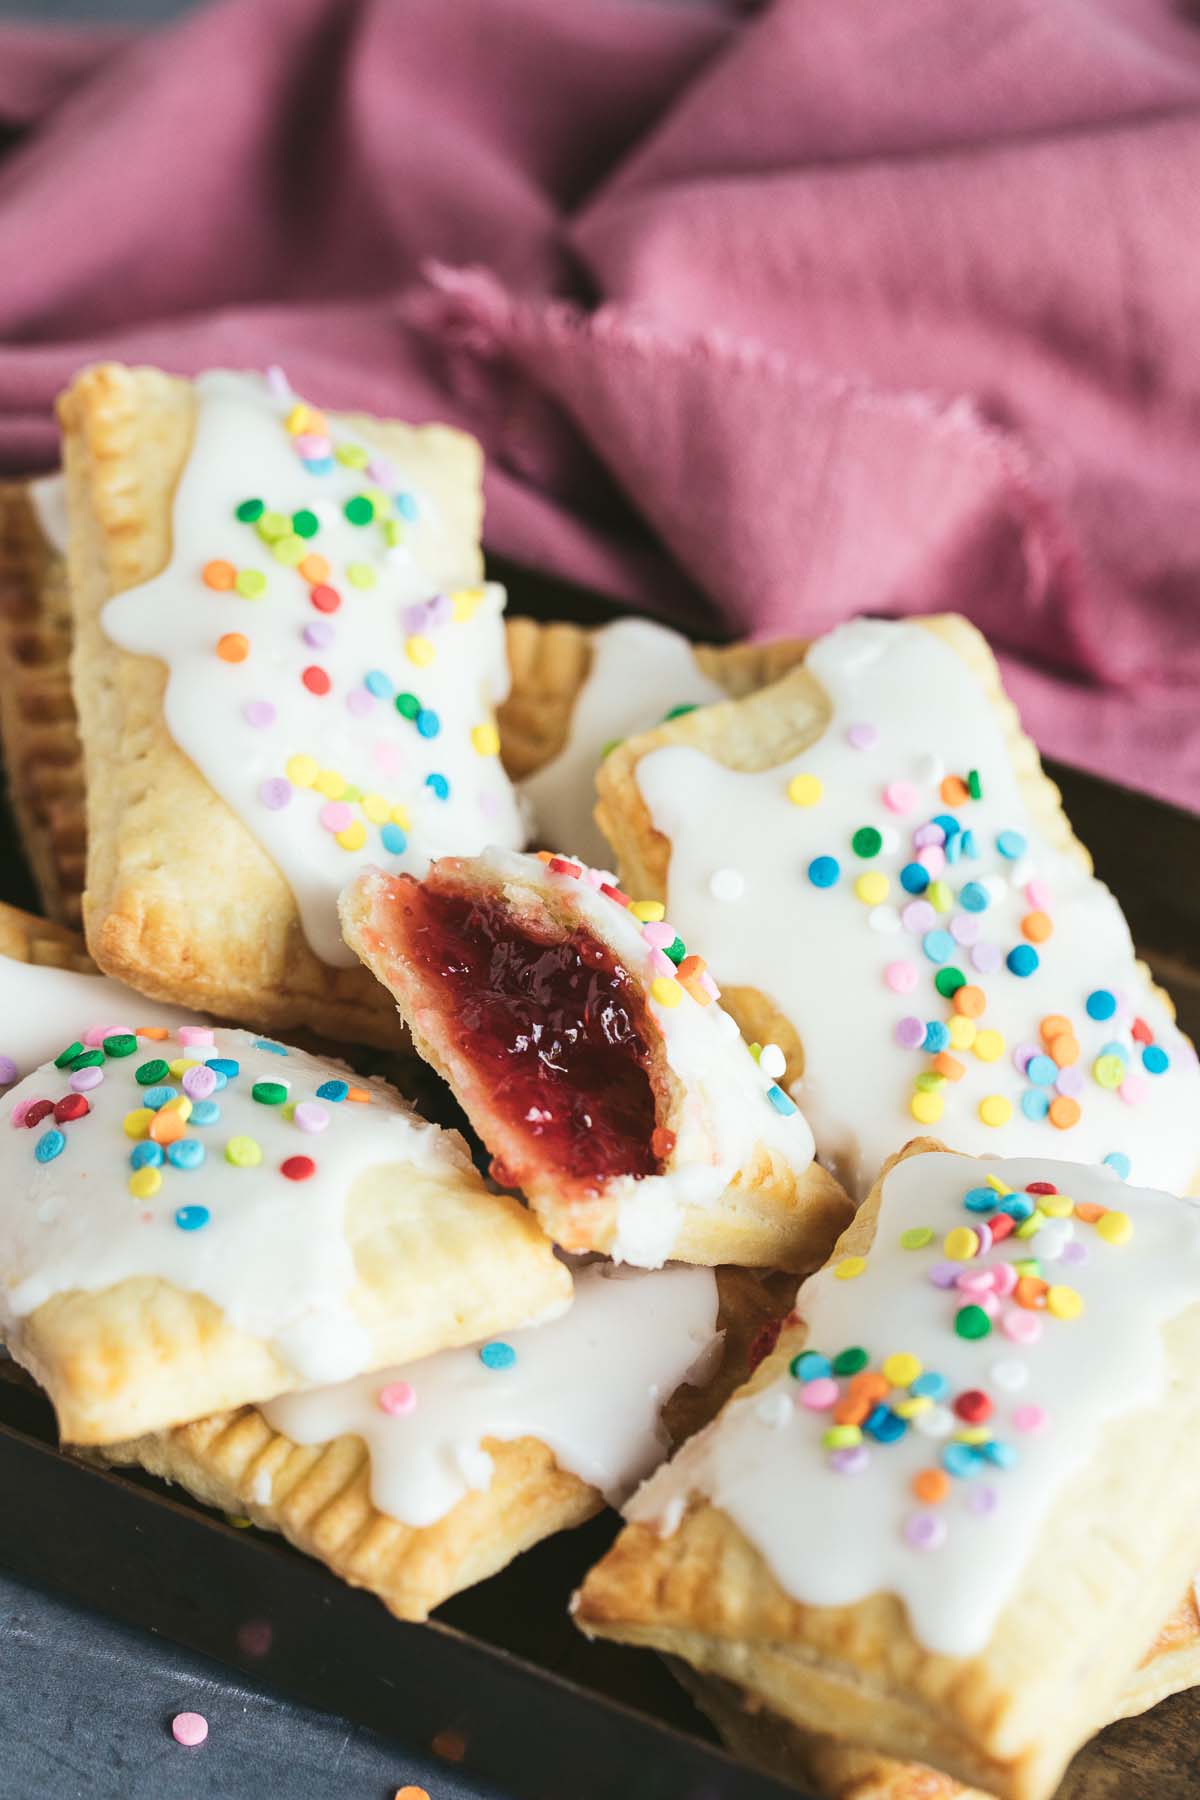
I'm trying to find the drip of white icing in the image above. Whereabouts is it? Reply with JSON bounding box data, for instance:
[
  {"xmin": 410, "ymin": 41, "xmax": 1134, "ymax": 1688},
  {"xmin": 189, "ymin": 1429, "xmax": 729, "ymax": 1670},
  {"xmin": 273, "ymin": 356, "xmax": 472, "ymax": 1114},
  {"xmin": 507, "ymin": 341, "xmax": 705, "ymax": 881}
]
[
  {"xmin": 634, "ymin": 620, "xmax": 1200, "ymax": 1198},
  {"xmin": 0, "ymin": 1025, "xmax": 469, "ymax": 1385},
  {"xmin": 521, "ymin": 619, "xmax": 725, "ymax": 870},
  {"xmin": 101, "ymin": 372, "xmax": 524, "ymax": 966},
  {"xmin": 626, "ymin": 1152, "xmax": 1200, "ymax": 1657},
  {"xmin": 265, "ymin": 1262, "xmax": 719, "ymax": 1528},
  {"xmin": 28, "ymin": 473, "xmax": 69, "ymax": 555},
  {"xmin": 471, "ymin": 849, "xmax": 817, "ymax": 1268},
  {"xmin": 0, "ymin": 953, "xmax": 195, "ymax": 1088}
]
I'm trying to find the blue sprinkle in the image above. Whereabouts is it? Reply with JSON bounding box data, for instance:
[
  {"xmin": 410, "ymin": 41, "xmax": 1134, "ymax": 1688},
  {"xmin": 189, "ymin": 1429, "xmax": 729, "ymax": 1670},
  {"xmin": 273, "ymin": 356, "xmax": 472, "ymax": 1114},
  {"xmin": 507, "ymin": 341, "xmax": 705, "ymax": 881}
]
[
  {"xmin": 899, "ymin": 862, "xmax": 929, "ymax": 894},
  {"xmin": 963, "ymin": 1187, "xmax": 997, "ymax": 1214},
  {"xmin": 35, "ymin": 1129, "xmax": 66, "ymax": 1164},
  {"xmin": 922, "ymin": 929, "xmax": 956, "ymax": 965},
  {"xmin": 807, "ymin": 855, "xmax": 840, "ymax": 888},
  {"xmin": 766, "ymin": 1083, "xmax": 796, "ymax": 1116},
  {"xmin": 364, "ymin": 669, "xmax": 393, "ymax": 698},
  {"xmin": 479, "ymin": 1341, "xmax": 516, "ymax": 1371},
  {"xmin": 130, "ymin": 1141, "xmax": 164, "ymax": 1170},
  {"xmin": 380, "ymin": 823, "xmax": 408, "ymax": 855},
  {"xmin": 981, "ymin": 1439, "xmax": 1018, "ymax": 1470},
  {"xmin": 209, "ymin": 1070, "xmax": 228, "ymax": 1092},
  {"xmin": 959, "ymin": 881, "xmax": 989, "ymax": 913},
  {"xmin": 931, "ymin": 813, "xmax": 961, "ymax": 841},
  {"xmin": 998, "ymin": 1193, "xmax": 1035, "ymax": 1221},
  {"xmin": 922, "ymin": 1021, "xmax": 951, "ymax": 1054},
  {"xmin": 142, "ymin": 1084, "xmax": 177, "ymax": 1111},
  {"xmin": 168, "ymin": 1138, "xmax": 206, "ymax": 1170},
  {"xmin": 1098, "ymin": 1040, "xmax": 1129, "ymax": 1063},
  {"xmin": 945, "ymin": 833, "xmax": 963, "ymax": 865},
  {"xmin": 1143, "ymin": 1045, "xmax": 1169, "ymax": 1075},
  {"xmin": 910, "ymin": 1371, "xmax": 948, "ymax": 1400},
  {"xmin": 1103, "ymin": 1151, "xmax": 1132, "ymax": 1180},
  {"xmin": 1006, "ymin": 944, "xmax": 1039, "ymax": 977},
  {"xmin": 1085, "ymin": 988, "xmax": 1117, "ymax": 1021},
  {"xmin": 316, "ymin": 1079, "xmax": 349, "ymax": 1103},
  {"xmin": 996, "ymin": 829, "xmax": 1027, "ymax": 860},
  {"xmin": 791, "ymin": 1351, "xmax": 832, "ymax": 1382},
  {"xmin": 1021, "ymin": 1089, "xmax": 1051, "ymax": 1121},
  {"xmin": 416, "ymin": 708, "xmax": 441, "ymax": 739},
  {"xmin": 206, "ymin": 1058, "xmax": 240, "ymax": 1078},
  {"xmin": 302, "ymin": 456, "xmax": 336, "ymax": 477},
  {"xmin": 189, "ymin": 1100, "xmax": 221, "ymax": 1126},
  {"xmin": 1026, "ymin": 1054, "xmax": 1058, "ymax": 1087},
  {"xmin": 960, "ymin": 829, "xmax": 979, "ymax": 859},
  {"xmin": 864, "ymin": 1406, "xmax": 906, "ymax": 1444},
  {"xmin": 254, "ymin": 1039, "xmax": 288, "ymax": 1055},
  {"xmin": 175, "ymin": 1205, "xmax": 211, "ymax": 1232},
  {"xmin": 395, "ymin": 491, "xmax": 419, "ymax": 522},
  {"xmin": 942, "ymin": 1442, "xmax": 979, "ymax": 1479},
  {"xmin": 425, "ymin": 772, "xmax": 450, "ymax": 801}
]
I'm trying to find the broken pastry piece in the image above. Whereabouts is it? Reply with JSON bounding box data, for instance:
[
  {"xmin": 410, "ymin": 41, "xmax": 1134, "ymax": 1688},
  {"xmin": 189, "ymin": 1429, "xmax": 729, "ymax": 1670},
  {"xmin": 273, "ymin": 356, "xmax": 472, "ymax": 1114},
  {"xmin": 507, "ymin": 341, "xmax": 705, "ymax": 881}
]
[
  {"xmin": 99, "ymin": 1262, "xmax": 781, "ymax": 1622},
  {"xmin": 575, "ymin": 1141, "xmax": 1200, "ymax": 1800},
  {"xmin": 0, "ymin": 1021, "xmax": 569, "ymax": 1444},
  {"xmin": 340, "ymin": 849, "xmax": 851, "ymax": 1270},
  {"xmin": 60, "ymin": 362, "xmax": 524, "ymax": 1046},
  {"xmin": 595, "ymin": 613, "xmax": 1200, "ymax": 1200}
]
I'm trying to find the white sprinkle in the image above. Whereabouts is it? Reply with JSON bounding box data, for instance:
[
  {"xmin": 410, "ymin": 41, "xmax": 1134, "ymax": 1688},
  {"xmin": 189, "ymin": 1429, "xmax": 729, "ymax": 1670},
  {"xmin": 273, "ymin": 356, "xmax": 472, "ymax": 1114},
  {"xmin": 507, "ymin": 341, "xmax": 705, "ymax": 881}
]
[
  {"xmin": 914, "ymin": 1403, "xmax": 954, "ymax": 1439},
  {"xmin": 868, "ymin": 904, "xmax": 902, "ymax": 934},
  {"xmin": 709, "ymin": 867, "xmax": 745, "ymax": 902},
  {"xmin": 1034, "ymin": 1220, "xmax": 1074, "ymax": 1263},
  {"xmin": 990, "ymin": 1359, "xmax": 1028, "ymax": 1393},
  {"xmin": 756, "ymin": 1390, "xmax": 794, "ymax": 1429},
  {"xmin": 758, "ymin": 1043, "xmax": 787, "ymax": 1080}
]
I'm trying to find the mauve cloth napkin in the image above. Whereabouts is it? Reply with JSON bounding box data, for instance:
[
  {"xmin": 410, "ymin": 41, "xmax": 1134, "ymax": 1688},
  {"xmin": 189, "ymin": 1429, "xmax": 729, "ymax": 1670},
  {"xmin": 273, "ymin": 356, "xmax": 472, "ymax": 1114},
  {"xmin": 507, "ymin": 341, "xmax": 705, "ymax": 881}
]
[{"xmin": 1, "ymin": 0, "xmax": 1198, "ymax": 808}]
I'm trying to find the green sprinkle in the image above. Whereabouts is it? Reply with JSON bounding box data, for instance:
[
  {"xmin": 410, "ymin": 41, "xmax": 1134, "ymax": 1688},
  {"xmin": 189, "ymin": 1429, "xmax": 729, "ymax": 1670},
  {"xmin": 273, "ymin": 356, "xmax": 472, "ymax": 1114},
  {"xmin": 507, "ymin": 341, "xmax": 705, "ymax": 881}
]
[
  {"xmin": 851, "ymin": 826, "xmax": 882, "ymax": 859},
  {"xmin": 343, "ymin": 494, "xmax": 374, "ymax": 526},
  {"xmin": 346, "ymin": 562, "xmax": 377, "ymax": 588},
  {"xmin": 251, "ymin": 1081, "xmax": 288, "ymax": 1106},
  {"xmin": 255, "ymin": 510, "xmax": 290, "ymax": 542},
  {"xmin": 395, "ymin": 692, "xmax": 420, "ymax": 720},
  {"xmin": 292, "ymin": 508, "xmax": 319, "ymax": 538},
  {"xmin": 135, "ymin": 1059, "xmax": 171, "ymax": 1086},
  {"xmin": 1014, "ymin": 1258, "xmax": 1042, "ymax": 1278},
  {"xmin": 748, "ymin": 1043, "xmax": 762, "ymax": 1061},
  {"xmin": 914, "ymin": 1071, "xmax": 945, "ymax": 1093},
  {"xmin": 967, "ymin": 768, "xmax": 982, "ymax": 800},
  {"xmin": 54, "ymin": 1041, "xmax": 84, "ymax": 1069},
  {"xmin": 955, "ymin": 1304, "xmax": 991, "ymax": 1341},
  {"xmin": 68, "ymin": 1049, "xmax": 105, "ymax": 1071},
  {"xmin": 831, "ymin": 1345, "xmax": 869, "ymax": 1376},
  {"xmin": 662, "ymin": 704, "xmax": 698, "ymax": 722},
  {"xmin": 382, "ymin": 520, "xmax": 405, "ymax": 547},
  {"xmin": 335, "ymin": 444, "xmax": 369, "ymax": 470},
  {"xmin": 103, "ymin": 1033, "xmax": 138, "ymax": 1058},
  {"xmin": 235, "ymin": 497, "xmax": 264, "ymax": 523},
  {"xmin": 235, "ymin": 569, "xmax": 267, "ymax": 599},
  {"xmin": 900, "ymin": 1227, "xmax": 934, "ymax": 1250},
  {"xmin": 663, "ymin": 936, "xmax": 687, "ymax": 965},
  {"xmin": 225, "ymin": 1135, "xmax": 263, "ymax": 1168},
  {"xmin": 934, "ymin": 966, "xmax": 966, "ymax": 998}
]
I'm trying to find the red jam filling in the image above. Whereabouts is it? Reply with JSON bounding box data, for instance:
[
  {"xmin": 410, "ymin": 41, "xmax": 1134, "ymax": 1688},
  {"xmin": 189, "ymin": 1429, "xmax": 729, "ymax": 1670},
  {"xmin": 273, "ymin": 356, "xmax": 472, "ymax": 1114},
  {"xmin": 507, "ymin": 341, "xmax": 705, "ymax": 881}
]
[{"xmin": 401, "ymin": 884, "xmax": 664, "ymax": 1190}]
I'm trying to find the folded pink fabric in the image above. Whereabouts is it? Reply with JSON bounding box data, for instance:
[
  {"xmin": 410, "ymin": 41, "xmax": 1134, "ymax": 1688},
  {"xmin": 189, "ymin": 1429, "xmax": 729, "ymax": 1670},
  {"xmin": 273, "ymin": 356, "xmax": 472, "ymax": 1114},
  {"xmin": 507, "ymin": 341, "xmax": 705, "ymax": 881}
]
[{"xmin": 1, "ymin": 0, "xmax": 1197, "ymax": 810}]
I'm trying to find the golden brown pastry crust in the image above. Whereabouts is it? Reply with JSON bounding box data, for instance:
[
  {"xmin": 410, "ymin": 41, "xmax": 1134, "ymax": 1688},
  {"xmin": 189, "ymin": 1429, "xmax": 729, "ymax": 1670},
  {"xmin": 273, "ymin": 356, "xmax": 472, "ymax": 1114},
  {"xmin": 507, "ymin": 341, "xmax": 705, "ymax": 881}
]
[
  {"xmin": 574, "ymin": 1139, "xmax": 1200, "ymax": 1800},
  {"xmin": 0, "ymin": 898, "xmax": 93, "ymax": 972},
  {"xmin": 59, "ymin": 363, "xmax": 484, "ymax": 1049}
]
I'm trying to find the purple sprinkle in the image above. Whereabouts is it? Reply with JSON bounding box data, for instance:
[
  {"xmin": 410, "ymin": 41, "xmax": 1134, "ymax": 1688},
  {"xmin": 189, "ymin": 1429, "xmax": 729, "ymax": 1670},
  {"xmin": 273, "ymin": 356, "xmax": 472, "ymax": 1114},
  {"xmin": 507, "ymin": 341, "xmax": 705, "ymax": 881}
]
[
  {"xmin": 0, "ymin": 1055, "xmax": 17, "ymax": 1087},
  {"xmin": 1055, "ymin": 1064, "xmax": 1085, "ymax": 1097},
  {"xmin": 901, "ymin": 900, "xmax": 936, "ymax": 935},
  {"xmin": 974, "ymin": 1222, "xmax": 993, "ymax": 1255},
  {"xmin": 971, "ymin": 941, "xmax": 1003, "ymax": 973},
  {"xmin": 1060, "ymin": 1239, "xmax": 1088, "ymax": 1266},
  {"xmin": 830, "ymin": 1445, "xmax": 870, "ymax": 1475},
  {"xmin": 912, "ymin": 823, "xmax": 946, "ymax": 849},
  {"xmin": 846, "ymin": 722, "xmax": 878, "ymax": 751},
  {"xmin": 927, "ymin": 1261, "xmax": 960, "ymax": 1289},
  {"xmin": 366, "ymin": 456, "xmax": 395, "ymax": 487},
  {"xmin": 259, "ymin": 778, "xmax": 292, "ymax": 811},
  {"xmin": 895, "ymin": 1016, "xmax": 925, "ymax": 1050},
  {"xmin": 346, "ymin": 688, "xmax": 375, "ymax": 718},
  {"xmin": 1012, "ymin": 1041, "xmax": 1039, "ymax": 1075},
  {"xmin": 403, "ymin": 601, "xmax": 431, "ymax": 634},
  {"xmin": 425, "ymin": 592, "xmax": 454, "ymax": 628},
  {"xmin": 70, "ymin": 1066, "xmax": 104, "ymax": 1092},
  {"xmin": 950, "ymin": 912, "xmax": 980, "ymax": 945},
  {"xmin": 303, "ymin": 620, "xmax": 335, "ymax": 649},
  {"xmin": 243, "ymin": 699, "xmax": 276, "ymax": 730},
  {"xmin": 967, "ymin": 1485, "xmax": 999, "ymax": 1517},
  {"xmin": 903, "ymin": 1511, "xmax": 947, "ymax": 1551},
  {"xmin": 265, "ymin": 364, "xmax": 291, "ymax": 397},
  {"xmin": 182, "ymin": 1065, "xmax": 217, "ymax": 1100}
]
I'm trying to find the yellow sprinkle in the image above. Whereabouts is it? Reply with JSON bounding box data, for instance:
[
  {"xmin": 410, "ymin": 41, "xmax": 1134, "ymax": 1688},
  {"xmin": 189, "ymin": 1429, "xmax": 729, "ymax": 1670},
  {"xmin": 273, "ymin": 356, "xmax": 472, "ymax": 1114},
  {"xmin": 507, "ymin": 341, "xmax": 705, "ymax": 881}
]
[
  {"xmin": 337, "ymin": 822, "xmax": 368, "ymax": 852},
  {"xmin": 363, "ymin": 485, "xmax": 392, "ymax": 515},
  {"xmin": 471, "ymin": 722, "xmax": 501, "ymax": 757},
  {"xmin": 272, "ymin": 533, "xmax": 306, "ymax": 566},
  {"xmin": 979, "ymin": 1094, "xmax": 1012, "ymax": 1128},
  {"xmin": 833, "ymin": 1257, "xmax": 867, "ymax": 1281},
  {"xmin": 948, "ymin": 1015, "xmax": 977, "ymax": 1050},
  {"xmin": 281, "ymin": 1102, "xmax": 296, "ymax": 1122},
  {"xmin": 347, "ymin": 562, "xmax": 377, "ymax": 589},
  {"xmin": 854, "ymin": 871, "xmax": 890, "ymax": 906},
  {"xmin": 786, "ymin": 773, "xmax": 823, "ymax": 808},
  {"xmin": 123, "ymin": 1108, "xmax": 153, "ymax": 1140},
  {"xmin": 650, "ymin": 975, "xmax": 683, "ymax": 1009},
  {"xmin": 452, "ymin": 586, "xmax": 485, "ymax": 621},
  {"xmin": 985, "ymin": 1173, "xmax": 1014, "ymax": 1195},
  {"xmin": 630, "ymin": 900, "xmax": 666, "ymax": 923},
  {"xmin": 910, "ymin": 1090, "xmax": 944, "ymax": 1124},
  {"xmin": 1047, "ymin": 1284, "xmax": 1084, "ymax": 1320},
  {"xmin": 334, "ymin": 442, "xmax": 368, "ymax": 469},
  {"xmin": 1096, "ymin": 1210, "xmax": 1133, "ymax": 1246},
  {"xmin": 1040, "ymin": 1194, "xmax": 1074, "ymax": 1218},
  {"xmin": 286, "ymin": 402, "xmax": 323, "ymax": 435},
  {"xmin": 972, "ymin": 1028, "xmax": 1005, "ymax": 1063},
  {"xmin": 390, "ymin": 804, "xmax": 411, "ymax": 830},
  {"xmin": 893, "ymin": 1396, "xmax": 931, "ymax": 1420},
  {"xmin": 954, "ymin": 1426, "xmax": 991, "ymax": 1446},
  {"xmin": 287, "ymin": 754, "xmax": 319, "ymax": 788},
  {"xmin": 235, "ymin": 568, "xmax": 267, "ymax": 599},
  {"xmin": 1015, "ymin": 1210, "xmax": 1047, "ymax": 1239},
  {"xmin": 128, "ymin": 1167, "xmax": 162, "ymax": 1200},
  {"xmin": 926, "ymin": 880, "xmax": 952, "ymax": 913},
  {"xmin": 943, "ymin": 1226, "xmax": 979, "ymax": 1261},
  {"xmin": 361, "ymin": 793, "xmax": 390, "ymax": 824},
  {"xmin": 382, "ymin": 520, "xmax": 405, "ymax": 548},
  {"xmin": 167, "ymin": 1059, "xmax": 198, "ymax": 1078},
  {"xmin": 822, "ymin": 1425, "xmax": 862, "ymax": 1450},
  {"xmin": 225, "ymin": 1136, "xmax": 263, "ymax": 1169},
  {"xmin": 315, "ymin": 768, "xmax": 346, "ymax": 799},
  {"xmin": 882, "ymin": 1352, "xmax": 922, "ymax": 1387},
  {"xmin": 406, "ymin": 634, "xmax": 436, "ymax": 667}
]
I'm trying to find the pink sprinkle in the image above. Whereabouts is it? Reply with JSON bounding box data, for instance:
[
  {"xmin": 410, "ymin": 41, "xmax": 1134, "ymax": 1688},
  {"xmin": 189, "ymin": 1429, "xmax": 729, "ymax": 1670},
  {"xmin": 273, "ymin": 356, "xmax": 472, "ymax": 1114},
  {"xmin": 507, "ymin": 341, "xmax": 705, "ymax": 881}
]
[
  {"xmin": 1025, "ymin": 879, "xmax": 1053, "ymax": 911},
  {"xmin": 265, "ymin": 364, "xmax": 291, "ymax": 398},
  {"xmin": 1001, "ymin": 1306, "xmax": 1042, "ymax": 1344},
  {"xmin": 648, "ymin": 948, "xmax": 675, "ymax": 979},
  {"xmin": 346, "ymin": 688, "xmax": 374, "ymax": 718},
  {"xmin": 179, "ymin": 1027, "xmax": 214, "ymax": 1047},
  {"xmin": 320, "ymin": 801, "xmax": 354, "ymax": 833},
  {"xmin": 800, "ymin": 1378, "xmax": 838, "ymax": 1411},
  {"xmin": 973, "ymin": 1222, "xmax": 993, "ymax": 1256},
  {"xmin": 949, "ymin": 912, "xmax": 980, "ymax": 946},
  {"xmin": 83, "ymin": 1026, "xmax": 108, "ymax": 1047},
  {"xmin": 377, "ymin": 1381, "xmax": 416, "ymax": 1417},
  {"xmin": 366, "ymin": 456, "xmax": 395, "ymax": 487},
  {"xmin": 698, "ymin": 970, "xmax": 721, "ymax": 999},
  {"xmin": 641, "ymin": 921, "xmax": 675, "ymax": 950},
  {"xmin": 989, "ymin": 1262, "xmax": 1018, "ymax": 1298},
  {"xmin": 916, "ymin": 844, "xmax": 945, "ymax": 878},
  {"xmin": 102, "ymin": 1024, "xmax": 134, "ymax": 1039},
  {"xmin": 846, "ymin": 722, "xmax": 878, "ymax": 751},
  {"xmin": 1120, "ymin": 1075, "xmax": 1150, "ymax": 1106},
  {"xmin": 901, "ymin": 900, "xmax": 936, "ymax": 934},
  {"xmin": 172, "ymin": 1712, "xmax": 208, "ymax": 1748},
  {"xmin": 1013, "ymin": 1404, "xmax": 1048, "ymax": 1434},
  {"xmin": 293, "ymin": 1102, "xmax": 329, "ymax": 1134},
  {"xmin": 584, "ymin": 867, "xmax": 607, "ymax": 889},
  {"xmin": 10, "ymin": 1097, "xmax": 35, "ymax": 1127},
  {"xmin": 1012, "ymin": 1041, "xmax": 1039, "ymax": 1075},
  {"xmin": 883, "ymin": 780, "xmax": 916, "ymax": 814},
  {"xmin": 956, "ymin": 1270, "xmax": 992, "ymax": 1296},
  {"xmin": 243, "ymin": 699, "xmax": 276, "ymax": 730},
  {"xmin": 293, "ymin": 432, "xmax": 330, "ymax": 460},
  {"xmin": 183, "ymin": 1065, "xmax": 218, "ymax": 1100},
  {"xmin": 978, "ymin": 1291, "xmax": 1000, "ymax": 1319},
  {"xmin": 884, "ymin": 960, "xmax": 918, "ymax": 994},
  {"xmin": 70, "ymin": 1067, "xmax": 104, "ymax": 1093},
  {"xmin": 912, "ymin": 823, "xmax": 945, "ymax": 849}
]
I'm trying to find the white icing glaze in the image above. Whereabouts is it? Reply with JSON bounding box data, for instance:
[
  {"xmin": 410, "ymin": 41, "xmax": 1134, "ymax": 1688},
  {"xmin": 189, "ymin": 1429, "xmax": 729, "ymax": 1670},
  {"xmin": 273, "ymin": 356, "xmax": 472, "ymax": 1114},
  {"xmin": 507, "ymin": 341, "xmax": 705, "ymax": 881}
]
[
  {"xmin": 101, "ymin": 372, "xmax": 524, "ymax": 966},
  {"xmin": 0, "ymin": 952, "xmax": 196, "ymax": 1088},
  {"xmin": 521, "ymin": 619, "xmax": 725, "ymax": 870},
  {"xmin": 473, "ymin": 848, "xmax": 817, "ymax": 1268},
  {"xmin": 265, "ymin": 1261, "xmax": 719, "ymax": 1528},
  {"xmin": 634, "ymin": 620, "xmax": 1200, "ymax": 1198},
  {"xmin": 0, "ymin": 1024, "xmax": 470, "ymax": 1385},
  {"xmin": 28, "ymin": 473, "xmax": 69, "ymax": 556},
  {"xmin": 626, "ymin": 1152, "xmax": 1200, "ymax": 1657}
]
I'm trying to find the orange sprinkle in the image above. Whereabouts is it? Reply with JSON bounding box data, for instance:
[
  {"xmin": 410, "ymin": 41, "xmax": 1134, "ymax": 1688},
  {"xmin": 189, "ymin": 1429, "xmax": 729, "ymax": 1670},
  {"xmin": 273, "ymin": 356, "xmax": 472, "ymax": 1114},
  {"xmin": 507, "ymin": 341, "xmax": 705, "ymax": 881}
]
[
  {"xmin": 299, "ymin": 552, "xmax": 330, "ymax": 584},
  {"xmin": 432, "ymin": 1730, "xmax": 467, "ymax": 1764},
  {"xmin": 1015, "ymin": 1275, "xmax": 1049, "ymax": 1310},
  {"xmin": 217, "ymin": 632, "xmax": 249, "ymax": 663},
  {"xmin": 395, "ymin": 1789, "xmax": 431, "ymax": 1800},
  {"xmin": 1048, "ymin": 1095, "xmax": 1081, "ymax": 1129},
  {"xmin": 345, "ymin": 1085, "xmax": 371, "ymax": 1104},
  {"xmin": 1040, "ymin": 1014, "xmax": 1071, "ymax": 1044},
  {"xmin": 913, "ymin": 1468, "xmax": 950, "ymax": 1505},
  {"xmin": 202, "ymin": 559, "xmax": 236, "ymax": 591},
  {"xmin": 1048, "ymin": 1033, "xmax": 1080, "ymax": 1068},
  {"xmin": 952, "ymin": 985, "xmax": 987, "ymax": 1019},
  {"xmin": 536, "ymin": 850, "xmax": 554, "ymax": 863},
  {"xmin": 679, "ymin": 976, "xmax": 712, "ymax": 1007},
  {"xmin": 1074, "ymin": 1201, "xmax": 1107, "ymax": 1224},
  {"xmin": 677, "ymin": 954, "xmax": 707, "ymax": 982},
  {"xmin": 933, "ymin": 1051, "xmax": 965, "ymax": 1081},
  {"xmin": 149, "ymin": 1109, "xmax": 187, "ymax": 1146},
  {"xmin": 848, "ymin": 1370, "xmax": 889, "ymax": 1403},
  {"xmin": 939, "ymin": 774, "xmax": 970, "ymax": 807},
  {"xmin": 834, "ymin": 1394, "xmax": 870, "ymax": 1427},
  {"xmin": 137, "ymin": 1026, "xmax": 170, "ymax": 1040},
  {"xmin": 1022, "ymin": 910, "xmax": 1053, "ymax": 943}
]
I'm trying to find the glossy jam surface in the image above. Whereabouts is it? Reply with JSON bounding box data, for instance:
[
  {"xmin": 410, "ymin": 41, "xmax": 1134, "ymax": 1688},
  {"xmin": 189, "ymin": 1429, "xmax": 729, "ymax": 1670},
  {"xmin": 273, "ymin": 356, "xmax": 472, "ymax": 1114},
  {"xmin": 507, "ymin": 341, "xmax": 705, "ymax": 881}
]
[{"xmin": 403, "ymin": 883, "xmax": 663, "ymax": 1189}]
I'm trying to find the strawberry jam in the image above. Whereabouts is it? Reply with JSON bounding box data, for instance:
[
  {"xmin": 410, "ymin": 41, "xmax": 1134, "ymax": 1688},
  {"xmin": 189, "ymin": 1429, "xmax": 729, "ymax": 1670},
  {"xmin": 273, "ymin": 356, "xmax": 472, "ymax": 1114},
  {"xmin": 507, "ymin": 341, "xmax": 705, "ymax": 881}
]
[{"xmin": 399, "ymin": 881, "xmax": 663, "ymax": 1191}]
